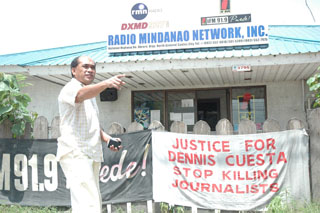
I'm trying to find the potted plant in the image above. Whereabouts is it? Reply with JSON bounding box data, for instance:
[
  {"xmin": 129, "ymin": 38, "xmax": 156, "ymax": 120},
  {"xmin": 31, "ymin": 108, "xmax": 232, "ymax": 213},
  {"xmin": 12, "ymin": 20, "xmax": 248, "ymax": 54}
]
[{"xmin": 0, "ymin": 72, "xmax": 37, "ymax": 138}]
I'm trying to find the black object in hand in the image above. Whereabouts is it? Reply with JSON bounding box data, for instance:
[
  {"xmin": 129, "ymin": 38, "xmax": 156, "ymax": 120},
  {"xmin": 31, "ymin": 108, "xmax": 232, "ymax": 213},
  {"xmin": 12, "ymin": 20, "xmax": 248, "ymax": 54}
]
[{"xmin": 108, "ymin": 138, "xmax": 121, "ymax": 149}]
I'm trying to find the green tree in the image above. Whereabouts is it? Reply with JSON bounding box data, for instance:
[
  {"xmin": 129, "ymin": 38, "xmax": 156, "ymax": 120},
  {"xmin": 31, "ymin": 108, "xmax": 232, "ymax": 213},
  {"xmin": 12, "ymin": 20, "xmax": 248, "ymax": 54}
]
[
  {"xmin": 307, "ymin": 67, "xmax": 320, "ymax": 108},
  {"xmin": 0, "ymin": 72, "xmax": 37, "ymax": 137}
]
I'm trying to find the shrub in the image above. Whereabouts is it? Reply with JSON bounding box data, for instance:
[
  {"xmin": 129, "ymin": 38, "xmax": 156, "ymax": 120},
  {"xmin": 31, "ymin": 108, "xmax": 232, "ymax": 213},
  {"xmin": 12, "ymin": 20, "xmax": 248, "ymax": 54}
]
[{"xmin": 0, "ymin": 72, "xmax": 37, "ymax": 137}]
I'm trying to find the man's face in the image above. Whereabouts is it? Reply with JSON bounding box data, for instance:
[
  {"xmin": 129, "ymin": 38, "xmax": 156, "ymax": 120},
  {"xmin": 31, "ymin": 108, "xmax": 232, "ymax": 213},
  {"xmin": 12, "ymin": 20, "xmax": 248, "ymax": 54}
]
[{"xmin": 72, "ymin": 56, "xmax": 96, "ymax": 85}]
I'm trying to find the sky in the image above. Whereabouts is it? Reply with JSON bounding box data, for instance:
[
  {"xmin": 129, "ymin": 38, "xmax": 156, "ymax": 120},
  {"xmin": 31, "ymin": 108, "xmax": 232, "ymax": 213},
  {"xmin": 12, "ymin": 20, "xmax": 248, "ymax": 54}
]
[{"xmin": 0, "ymin": 0, "xmax": 319, "ymax": 55}]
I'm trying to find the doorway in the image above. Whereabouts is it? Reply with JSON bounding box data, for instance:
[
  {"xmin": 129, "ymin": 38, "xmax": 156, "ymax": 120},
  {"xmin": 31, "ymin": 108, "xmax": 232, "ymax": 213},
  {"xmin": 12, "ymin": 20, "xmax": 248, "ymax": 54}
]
[{"xmin": 197, "ymin": 99, "xmax": 220, "ymax": 131}]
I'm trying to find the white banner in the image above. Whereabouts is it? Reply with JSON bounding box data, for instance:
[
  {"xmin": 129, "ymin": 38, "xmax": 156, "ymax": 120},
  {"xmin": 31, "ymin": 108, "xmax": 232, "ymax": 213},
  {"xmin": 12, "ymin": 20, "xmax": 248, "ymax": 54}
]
[{"xmin": 152, "ymin": 130, "xmax": 310, "ymax": 211}]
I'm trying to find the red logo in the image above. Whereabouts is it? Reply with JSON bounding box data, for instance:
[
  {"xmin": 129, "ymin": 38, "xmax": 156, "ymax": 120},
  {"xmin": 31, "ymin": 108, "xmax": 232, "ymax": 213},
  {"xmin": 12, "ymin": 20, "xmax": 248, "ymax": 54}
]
[{"xmin": 220, "ymin": 0, "xmax": 230, "ymax": 13}]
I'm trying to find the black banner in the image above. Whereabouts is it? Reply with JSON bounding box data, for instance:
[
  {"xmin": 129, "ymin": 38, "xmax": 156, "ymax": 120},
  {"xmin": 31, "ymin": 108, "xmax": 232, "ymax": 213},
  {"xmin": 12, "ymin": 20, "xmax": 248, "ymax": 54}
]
[
  {"xmin": 0, "ymin": 130, "xmax": 152, "ymax": 206},
  {"xmin": 201, "ymin": 14, "xmax": 251, "ymax": 26}
]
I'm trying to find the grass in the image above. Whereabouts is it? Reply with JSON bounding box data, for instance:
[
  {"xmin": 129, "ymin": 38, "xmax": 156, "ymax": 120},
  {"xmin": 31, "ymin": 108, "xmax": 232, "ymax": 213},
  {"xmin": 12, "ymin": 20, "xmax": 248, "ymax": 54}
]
[
  {"xmin": 0, "ymin": 205, "xmax": 69, "ymax": 213},
  {"xmin": 266, "ymin": 197, "xmax": 320, "ymax": 213},
  {"xmin": 266, "ymin": 202, "xmax": 320, "ymax": 213},
  {"xmin": 1, "ymin": 201, "xmax": 320, "ymax": 213},
  {"xmin": 265, "ymin": 190, "xmax": 320, "ymax": 213}
]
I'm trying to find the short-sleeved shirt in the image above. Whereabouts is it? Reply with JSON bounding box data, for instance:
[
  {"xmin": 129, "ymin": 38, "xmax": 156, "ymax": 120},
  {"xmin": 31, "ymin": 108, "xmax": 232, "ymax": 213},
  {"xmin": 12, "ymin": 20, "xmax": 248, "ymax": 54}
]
[{"xmin": 56, "ymin": 78, "xmax": 103, "ymax": 162}]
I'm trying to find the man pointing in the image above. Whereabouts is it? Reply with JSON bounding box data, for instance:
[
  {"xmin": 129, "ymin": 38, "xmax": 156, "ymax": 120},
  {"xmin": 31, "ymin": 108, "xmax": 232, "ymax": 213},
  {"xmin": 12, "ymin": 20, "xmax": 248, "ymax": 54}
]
[{"xmin": 56, "ymin": 55, "xmax": 125, "ymax": 212}]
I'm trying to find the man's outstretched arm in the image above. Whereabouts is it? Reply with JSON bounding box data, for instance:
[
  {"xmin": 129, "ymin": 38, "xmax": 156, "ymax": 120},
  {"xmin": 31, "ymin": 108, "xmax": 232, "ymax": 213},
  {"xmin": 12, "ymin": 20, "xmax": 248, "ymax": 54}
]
[{"xmin": 75, "ymin": 74, "xmax": 125, "ymax": 103}]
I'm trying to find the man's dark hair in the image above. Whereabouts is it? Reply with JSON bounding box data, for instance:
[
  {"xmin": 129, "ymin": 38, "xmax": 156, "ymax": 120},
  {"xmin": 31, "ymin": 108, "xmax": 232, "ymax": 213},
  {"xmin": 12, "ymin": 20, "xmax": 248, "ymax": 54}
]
[{"xmin": 70, "ymin": 56, "xmax": 81, "ymax": 77}]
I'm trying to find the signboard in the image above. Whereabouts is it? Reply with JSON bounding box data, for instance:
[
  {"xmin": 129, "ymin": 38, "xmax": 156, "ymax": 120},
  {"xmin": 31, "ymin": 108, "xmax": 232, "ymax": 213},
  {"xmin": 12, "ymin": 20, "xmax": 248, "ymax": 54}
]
[
  {"xmin": 232, "ymin": 65, "xmax": 251, "ymax": 72},
  {"xmin": 106, "ymin": 1, "xmax": 268, "ymax": 53},
  {"xmin": 201, "ymin": 14, "xmax": 251, "ymax": 25}
]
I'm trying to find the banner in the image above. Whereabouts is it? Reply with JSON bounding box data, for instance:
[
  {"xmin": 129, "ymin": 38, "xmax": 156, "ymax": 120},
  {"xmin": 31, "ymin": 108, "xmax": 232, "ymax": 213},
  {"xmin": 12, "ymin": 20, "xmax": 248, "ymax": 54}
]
[
  {"xmin": 0, "ymin": 130, "xmax": 311, "ymax": 210},
  {"xmin": 152, "ymin": 130, "xmax": 310, "ymax": 211},
  {"xmin": 0, "ymin": 130, "xmax": 152, "ymax": 206},
  {"xmin": 100, "ymin": 130, "xmax": 152, "ymax": 204}
]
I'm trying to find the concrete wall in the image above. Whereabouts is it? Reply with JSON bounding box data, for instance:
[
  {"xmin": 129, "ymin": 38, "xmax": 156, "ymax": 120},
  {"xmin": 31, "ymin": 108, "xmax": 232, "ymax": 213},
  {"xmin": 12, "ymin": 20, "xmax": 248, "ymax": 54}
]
[
  {"xmin": 23, "ymin": 77, "xmax": 306, "ymax": 131},
  {"xmin": 266, "ymin": 81, "xmax": 306, "ymax": 129}
]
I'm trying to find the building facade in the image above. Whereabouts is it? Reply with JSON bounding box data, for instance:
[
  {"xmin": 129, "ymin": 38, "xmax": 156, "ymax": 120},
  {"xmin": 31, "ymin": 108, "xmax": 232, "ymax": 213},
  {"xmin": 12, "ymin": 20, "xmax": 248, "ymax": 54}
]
[{"xmin": 0, "ymin": 25, "xmax": 320, "ymax": 133}]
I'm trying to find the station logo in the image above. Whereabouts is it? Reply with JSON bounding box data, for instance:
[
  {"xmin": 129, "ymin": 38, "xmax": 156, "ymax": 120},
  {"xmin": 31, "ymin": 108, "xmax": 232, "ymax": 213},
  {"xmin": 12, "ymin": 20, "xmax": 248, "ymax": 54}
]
[
  {"xmin": 220, "ymin": 0, "xmax": 230, "ymax": 13},
  {"xmin": 121, "ymin": 3, "xmax": 168, "ymax": 31},
  {"xmin": 131, "ymin": 3, "xmax": 148, "ymax": 20}
]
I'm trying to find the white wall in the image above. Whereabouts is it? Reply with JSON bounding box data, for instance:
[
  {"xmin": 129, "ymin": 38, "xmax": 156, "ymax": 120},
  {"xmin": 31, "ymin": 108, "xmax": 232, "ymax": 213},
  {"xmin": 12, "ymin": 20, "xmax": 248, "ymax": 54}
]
[
  {"xmin": 23, "ymin": 77, "xmax": 61, "ymax": 124},
  {"xmin": 23, "ymin": 77, "xmax": 306, "ymax": 131},
  {"xmin": 22, "ymin": 77, "xmax": 132, "ymax": 131},
  {"xmin": 97, "ymin": 88, "xmax": 131, "ymax": 130}
]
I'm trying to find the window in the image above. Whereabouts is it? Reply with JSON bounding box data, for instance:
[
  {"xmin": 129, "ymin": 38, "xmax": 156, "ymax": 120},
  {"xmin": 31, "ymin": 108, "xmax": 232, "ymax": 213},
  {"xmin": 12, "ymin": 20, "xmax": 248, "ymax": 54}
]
[
  {"xmin": 231, "ymin": 87, "xmax": 266, "ymax": 131},
  {"xmin": 167, "ymin": 91, "xmax": 195, "ymax": 131},
  {"xmin": 132, "ymin": 91, "xmax": 164, "ymax": 129},
  {"xmin": 132, "ymin": 86, "xmax": 266, "ymax": 132}
]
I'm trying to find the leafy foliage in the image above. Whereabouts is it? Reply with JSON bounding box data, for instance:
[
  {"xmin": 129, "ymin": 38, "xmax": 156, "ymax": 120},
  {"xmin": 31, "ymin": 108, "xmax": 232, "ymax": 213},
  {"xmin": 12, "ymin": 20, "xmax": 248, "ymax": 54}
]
[
  {"xmin": 160, "ymin": 202, "xmax": 184, "ymax": 213},
  {"xmin": 307, "ymin": 67, "xmax": 320, "ymax": 108},
  {"xmin": 0, "ymin": 72, "xmax": 37, "ymax": 137}
]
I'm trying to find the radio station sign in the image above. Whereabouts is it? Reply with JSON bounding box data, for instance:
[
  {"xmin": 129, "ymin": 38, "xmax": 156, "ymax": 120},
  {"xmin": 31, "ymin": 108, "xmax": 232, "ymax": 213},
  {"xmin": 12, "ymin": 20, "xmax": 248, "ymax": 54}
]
[
  {"xmin": 106, "ymin": 2, "xmax": 268, "ymax": 53},
  {"xmin": 107, "ymin": 23, "xmax": 268, "ymax": 53}
]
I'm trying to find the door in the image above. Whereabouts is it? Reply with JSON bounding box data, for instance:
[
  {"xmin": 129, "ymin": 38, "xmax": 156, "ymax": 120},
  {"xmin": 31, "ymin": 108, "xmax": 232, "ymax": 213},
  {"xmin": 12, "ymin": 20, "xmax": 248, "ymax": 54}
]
[{"xmin": 197, "ymin": 99, "xmax": 220, "ymax": 131}]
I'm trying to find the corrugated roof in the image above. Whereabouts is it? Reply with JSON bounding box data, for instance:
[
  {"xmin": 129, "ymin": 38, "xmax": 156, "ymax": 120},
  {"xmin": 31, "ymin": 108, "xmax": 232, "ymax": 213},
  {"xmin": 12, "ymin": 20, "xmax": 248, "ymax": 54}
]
[{"xmin": 0, "ymin": 25, "xmax": 319, "ymax": 66}]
